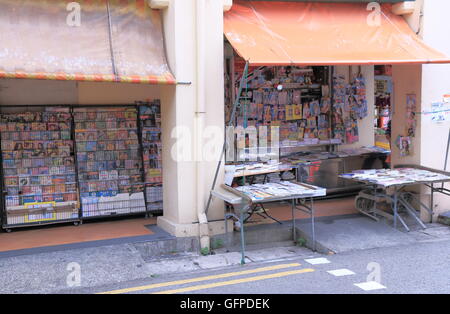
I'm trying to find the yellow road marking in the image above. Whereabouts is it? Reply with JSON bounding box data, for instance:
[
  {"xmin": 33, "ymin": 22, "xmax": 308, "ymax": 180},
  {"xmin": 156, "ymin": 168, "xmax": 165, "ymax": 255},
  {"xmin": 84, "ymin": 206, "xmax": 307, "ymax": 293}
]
[
  {"xmin": 153, "ymin": 268, "xmax": 315, "ymax": 294},
  {"xmin": 99, "ymin": 263, "xmax": 302, "ymax": 294}
]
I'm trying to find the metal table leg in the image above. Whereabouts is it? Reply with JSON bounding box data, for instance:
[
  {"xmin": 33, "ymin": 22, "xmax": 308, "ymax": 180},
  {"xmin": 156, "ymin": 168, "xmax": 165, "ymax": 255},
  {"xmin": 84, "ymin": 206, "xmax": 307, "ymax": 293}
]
[
  {"xmin": 398, "ymin": 197, "xmax": 427, "ymax": 229},
  {"xmin": 392, "ymin": 188, "xmax": 410, "ymax": 232},
  {"xmin": 239, "ymin": 211, "xmax": 246, "ymax": 265},
  {"xmin": 393, "ymin": 188, "xmax": 398, "ymax": 229},
  {"xmin": 430, "ymin": 183, "xmax": 434, "ymax": 223},
  {"xmin": 292, "ymin": 198, "xmax": 296, "ymax": 243},
  {"xmin": 224, "ymin": 213, "xmax": 229, "ymax": 251}
]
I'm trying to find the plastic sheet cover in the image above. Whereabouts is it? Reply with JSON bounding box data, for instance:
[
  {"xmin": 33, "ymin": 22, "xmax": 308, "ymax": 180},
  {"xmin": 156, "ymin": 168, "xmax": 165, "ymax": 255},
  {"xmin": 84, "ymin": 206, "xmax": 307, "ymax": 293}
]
[
  {"xmin": 109, "ymin": 0, "xmax": 175, "ymax": 84},
  {"xmin": 0, "ymin": 0, "xmax": 175, "ymax": 84},
  {"xmin": 224, "ymin": 1, "xmax": 450, "ymax": 66}
]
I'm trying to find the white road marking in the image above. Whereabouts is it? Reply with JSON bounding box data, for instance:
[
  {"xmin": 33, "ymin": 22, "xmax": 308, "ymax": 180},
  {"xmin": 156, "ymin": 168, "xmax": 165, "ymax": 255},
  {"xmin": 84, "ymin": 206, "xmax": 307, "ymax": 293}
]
[
  {"xmin": 354, "ymin": 281, "xmax": 386, "ymax": 291},
  {"xmin": 327, "ymin": 269, "xmax": 355, "ymax": 277},
  {"xmin": 304, "ymin": 258, "xmax": 331, "ymax": 265}
]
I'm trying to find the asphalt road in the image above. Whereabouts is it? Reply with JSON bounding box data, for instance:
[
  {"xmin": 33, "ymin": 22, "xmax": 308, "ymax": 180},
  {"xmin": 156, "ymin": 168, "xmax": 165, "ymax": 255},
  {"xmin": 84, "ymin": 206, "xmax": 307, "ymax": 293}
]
[{"xmin": 78, "ymin": 238, "xmax": 450, "ymax": 295}]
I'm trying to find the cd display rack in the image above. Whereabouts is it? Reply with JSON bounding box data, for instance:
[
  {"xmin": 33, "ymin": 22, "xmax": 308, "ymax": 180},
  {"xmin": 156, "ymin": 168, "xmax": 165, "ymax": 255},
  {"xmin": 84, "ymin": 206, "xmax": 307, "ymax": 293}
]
[
  {"xmin": 0, "ymin": 108, "xmax": 80, "ymax": 230},
  {"xmin": 138, "ymin": 102, "xmax": 163, "ymax": 213},
  {"xmin": 73, "ymin": 107, "xmax": 147, "ymax": 218}
]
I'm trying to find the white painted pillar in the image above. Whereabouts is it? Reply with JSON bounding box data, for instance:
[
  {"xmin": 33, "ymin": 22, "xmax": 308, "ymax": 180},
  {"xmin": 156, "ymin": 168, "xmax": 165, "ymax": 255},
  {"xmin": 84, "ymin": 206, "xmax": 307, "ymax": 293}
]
[{"xmin": 157, "ymin": 0, "xmax": 227, "ymax": 237}]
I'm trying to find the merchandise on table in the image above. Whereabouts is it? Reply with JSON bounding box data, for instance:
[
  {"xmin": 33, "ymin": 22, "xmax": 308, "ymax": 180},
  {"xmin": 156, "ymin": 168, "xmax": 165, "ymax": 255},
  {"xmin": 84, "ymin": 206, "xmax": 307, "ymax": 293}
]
[
  {"xmin": 233, "ymin": 161, "xmax": 292, "ymax": 176},
  {"xmin": 74, "ymin": 107, "xmax": 146, "ymax": 217},
  {"xmin": 340, "ymin": 168, "xmax": 450, "ymax": 187},
  {"xmin": 139, "ymin": 102, "xmax": 164, "ymax": 212},
  {"xmin": 235, "ymin": 181, "xmax": 326, "ymax": 201},
  {"xmin": 0, "ymin": 108, "xmax": 79, "ymax": 225}
]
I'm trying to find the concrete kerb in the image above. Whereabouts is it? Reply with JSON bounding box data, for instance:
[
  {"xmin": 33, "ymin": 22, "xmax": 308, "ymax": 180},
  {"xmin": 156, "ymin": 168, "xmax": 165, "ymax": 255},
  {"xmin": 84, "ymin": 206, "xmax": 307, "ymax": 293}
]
[{"xmin": 133, "ymin": 219, "xmax": 326, "ymax": 261}]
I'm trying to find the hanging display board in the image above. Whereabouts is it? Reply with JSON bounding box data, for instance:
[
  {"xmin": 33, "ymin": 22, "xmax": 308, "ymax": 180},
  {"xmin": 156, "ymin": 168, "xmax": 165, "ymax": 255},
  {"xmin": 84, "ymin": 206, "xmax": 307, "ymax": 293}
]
[
  {"xmin": 226, "ymin": 63, "xmax": 336, "ymax": 160},
  {"xmin": 332, "ymin": 74, "xmax": 368, "ymax": 144},
  {"xmin": 0, "ymin": 108, "xmax": 79, "ymax": 226}
]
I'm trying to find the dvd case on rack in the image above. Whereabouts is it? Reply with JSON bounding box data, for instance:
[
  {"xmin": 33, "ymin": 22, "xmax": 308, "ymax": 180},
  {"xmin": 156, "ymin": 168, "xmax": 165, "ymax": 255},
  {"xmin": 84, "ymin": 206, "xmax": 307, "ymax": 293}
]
[{"xmin": 74, "ymin": 107, "xmax": 146, "ymax": 217}]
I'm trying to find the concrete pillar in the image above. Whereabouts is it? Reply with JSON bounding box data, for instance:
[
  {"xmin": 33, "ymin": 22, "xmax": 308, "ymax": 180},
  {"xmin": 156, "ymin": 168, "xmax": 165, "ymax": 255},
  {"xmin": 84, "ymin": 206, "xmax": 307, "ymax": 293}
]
[{"xmin": 157, "ymin": 0, "xmax": 228, "ymax": 238}]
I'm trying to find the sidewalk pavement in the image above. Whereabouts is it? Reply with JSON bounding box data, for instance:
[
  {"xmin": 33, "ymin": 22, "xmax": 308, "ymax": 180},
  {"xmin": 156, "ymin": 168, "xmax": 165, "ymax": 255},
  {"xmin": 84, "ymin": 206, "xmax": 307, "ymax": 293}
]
[{"xmin": 0, "ymin": 241, "xmax": 316, "ymax": 294}]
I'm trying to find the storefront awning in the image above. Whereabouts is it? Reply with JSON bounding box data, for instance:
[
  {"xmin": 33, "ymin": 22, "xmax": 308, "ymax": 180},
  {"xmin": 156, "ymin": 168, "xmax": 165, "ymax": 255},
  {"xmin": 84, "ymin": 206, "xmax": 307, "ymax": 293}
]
[
  {"xmin": 224, "ymin": 1, "xmax": 450, "ymax": 66},
  {"xmin": 0, "ymin": 0, "xmax": 175, "ymax": 84}
]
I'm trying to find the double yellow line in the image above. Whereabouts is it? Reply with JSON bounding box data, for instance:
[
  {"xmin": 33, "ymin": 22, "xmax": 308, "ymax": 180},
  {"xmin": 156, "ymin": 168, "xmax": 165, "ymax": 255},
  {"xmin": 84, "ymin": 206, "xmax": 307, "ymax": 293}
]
[{"xmin": 99, "ymin": 263, "xmax": 314, "ymax": 294}]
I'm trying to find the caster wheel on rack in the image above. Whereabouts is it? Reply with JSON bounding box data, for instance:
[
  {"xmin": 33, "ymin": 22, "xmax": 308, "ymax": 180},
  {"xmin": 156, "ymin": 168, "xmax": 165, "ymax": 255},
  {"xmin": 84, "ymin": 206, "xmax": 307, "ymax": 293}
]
[
  {"xmin": 73, "ymin": 221, "xmax": 80, "ymax": 226},
  {"xmin": 5, "ymin": 229, "xmax": 12, "ymax": 233}
]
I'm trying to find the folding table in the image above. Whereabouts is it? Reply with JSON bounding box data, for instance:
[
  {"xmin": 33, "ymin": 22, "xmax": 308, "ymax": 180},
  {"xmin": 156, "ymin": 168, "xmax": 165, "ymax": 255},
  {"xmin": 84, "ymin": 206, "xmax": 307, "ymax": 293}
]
[
  {"xmin": 340, "ymin": 164, "xmax": 450, "ymax": 232},
  {"xmin": 211, "ymin": 182, "xmax": 326, "ymax": 264}
]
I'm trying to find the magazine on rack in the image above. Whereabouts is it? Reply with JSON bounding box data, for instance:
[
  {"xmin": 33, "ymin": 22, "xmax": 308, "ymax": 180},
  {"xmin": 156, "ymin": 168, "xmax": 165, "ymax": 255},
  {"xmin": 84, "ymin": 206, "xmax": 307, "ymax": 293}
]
[{"xmin": 74, "ymin": 107, "xmax": 146, "ymax": 217}]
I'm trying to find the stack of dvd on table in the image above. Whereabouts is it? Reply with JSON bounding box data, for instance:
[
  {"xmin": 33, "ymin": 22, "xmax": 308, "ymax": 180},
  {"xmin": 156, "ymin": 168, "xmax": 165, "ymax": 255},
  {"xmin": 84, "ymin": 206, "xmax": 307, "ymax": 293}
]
[
  {"xmin": 0, "ymin": 108, "xmax": 79, "ymax": 226},
  {"xmin": 139, "ymin": 102, "xmax": 163, "ymax": 212},
  {"xmin": 74, "ymin": 107, "xmax": 146, "ymax": 218}
]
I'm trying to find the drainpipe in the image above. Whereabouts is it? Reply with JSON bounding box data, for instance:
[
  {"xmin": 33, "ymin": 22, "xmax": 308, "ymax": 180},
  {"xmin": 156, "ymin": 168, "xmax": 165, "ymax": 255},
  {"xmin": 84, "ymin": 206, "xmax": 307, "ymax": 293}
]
[{"xmin": 195, "ymin": 0, "xmax": 210, "ymax": 251}]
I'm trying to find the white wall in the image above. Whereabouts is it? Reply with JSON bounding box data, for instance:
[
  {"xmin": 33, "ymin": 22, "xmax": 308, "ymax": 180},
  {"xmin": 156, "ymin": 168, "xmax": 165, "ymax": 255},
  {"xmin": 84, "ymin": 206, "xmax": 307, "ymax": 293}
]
[
  {"xmin": 420, "ymin": 0, "xmax": 450, "ymax": 170},
  {"xmin": 0, "ymin": 79, "xmax": 162, "ymax": 106},
  {"xmin": 0, "ymin": 79, "xmax": 78, "ymax": 106},
  {"xmin": 157, "ymin": 0, "xmax": 227, "ymax": 238}
]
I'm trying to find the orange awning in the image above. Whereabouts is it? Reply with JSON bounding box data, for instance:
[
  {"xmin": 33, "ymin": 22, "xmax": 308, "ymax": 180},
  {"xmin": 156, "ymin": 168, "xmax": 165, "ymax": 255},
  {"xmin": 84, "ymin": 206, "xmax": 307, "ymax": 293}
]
[
  {"xmin": 224, "ymin": 1, "xmax": 450, "ymax": 66},
  {"xmin": 0, "ymin": 0, "xmax": 175, "ymax": 85}
]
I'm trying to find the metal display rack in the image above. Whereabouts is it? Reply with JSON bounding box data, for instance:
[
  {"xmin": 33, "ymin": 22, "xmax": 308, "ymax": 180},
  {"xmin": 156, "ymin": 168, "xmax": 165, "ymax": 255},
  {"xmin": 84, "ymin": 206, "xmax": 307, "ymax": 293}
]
[
  {"xmin": 0, "ymin": 106, "xmax": 80, "ymax": 232},
  {"xmin": 73, "ymin": 105, "xmax": 148, "ymax": 221}
]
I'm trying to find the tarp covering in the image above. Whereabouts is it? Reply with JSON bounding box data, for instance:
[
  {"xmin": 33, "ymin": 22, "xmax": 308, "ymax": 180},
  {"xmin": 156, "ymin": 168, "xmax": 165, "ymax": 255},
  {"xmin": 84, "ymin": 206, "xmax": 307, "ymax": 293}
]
[
  {"xmin": 0, "ymin": 0, "xmax": 175, "ymax": 84},
  {"xmin": 224, "ymin": 1, "xmax": 450, "ymax": 66}
]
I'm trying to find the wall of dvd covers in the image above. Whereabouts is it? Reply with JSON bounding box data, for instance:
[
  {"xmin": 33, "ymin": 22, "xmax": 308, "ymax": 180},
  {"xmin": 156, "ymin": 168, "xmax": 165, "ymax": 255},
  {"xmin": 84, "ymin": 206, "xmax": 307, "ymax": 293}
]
[{"xmin": 0, "ymin": 102, "xmax": 164, "ymax": 229}]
